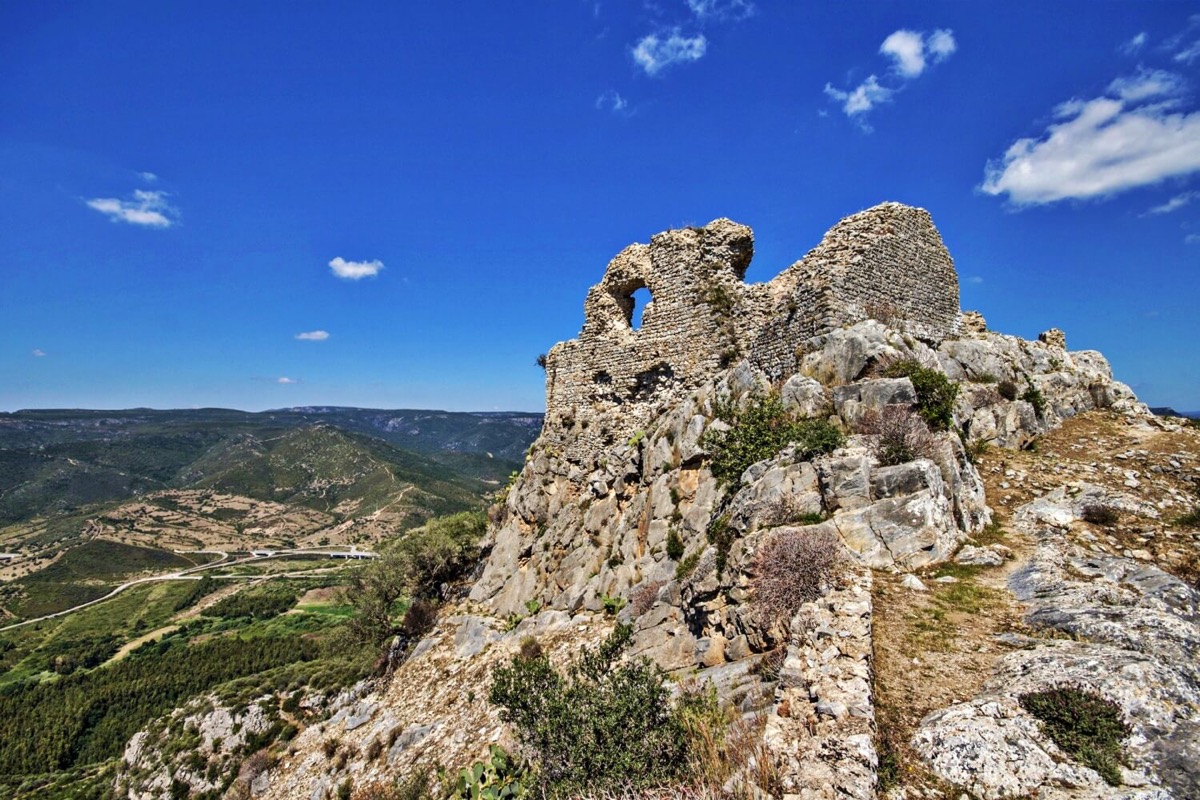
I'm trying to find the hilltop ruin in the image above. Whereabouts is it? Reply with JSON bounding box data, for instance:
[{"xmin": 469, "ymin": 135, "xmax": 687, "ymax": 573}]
[{"xmin": 543, "ymin": 203, "xmax": 962, "ymax": 459}]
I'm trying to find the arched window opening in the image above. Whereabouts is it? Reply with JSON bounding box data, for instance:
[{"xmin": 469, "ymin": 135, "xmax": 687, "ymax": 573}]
[{"xmin": 630, "ymin": 287, "xmax": 652, "ymax": 330}]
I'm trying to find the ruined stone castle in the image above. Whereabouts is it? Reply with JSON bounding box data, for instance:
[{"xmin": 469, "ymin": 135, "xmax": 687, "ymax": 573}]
[{"xmin": 542, "ymin": 202, "xmax": 961, "ymax": 458}]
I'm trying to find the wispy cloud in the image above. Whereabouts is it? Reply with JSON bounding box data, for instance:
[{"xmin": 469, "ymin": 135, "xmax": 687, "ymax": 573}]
[
  {"xmin": 139, "ymin": 171, "xmax": 158, "ymax": 183},
  {"xmin": 981, "ymin": 69, "xmax": 1200, "ymax": 205},
  {"xmin": 825, "ymin": 28, "xmax": 955, "ymax": 128},
  {"xmin": 1108, "ymin": 68, "xmax": 1185, "ymax": 102},
  {"xmin": 1186, "ymin": 233, "xmax": 1200, "ymax": 244},
  {"xmin": 329, "ymin": 257, "xmax": 384, "ymax": 280},
  {"xmin": 824, "ymin": 76, "xmax": 893, "ymax": 123},
  {"xmin": 86, "ymin": 189, "xmax": 178, "ymax": 228},
  {"xmin": 595, "ymin": 89, "xmax": 629, "ymax": 113},
  {"xmin": 967, "ymin": 276, "xmax": 984, "ymax": 285},
  {"xmin": 686, "ymin": 0, "xmax": 755, "ymax": 22},
  {"xmin": 1120, "ymin": 32, "xmax": 1148, "ymax": 55},
  {"xmin": 277, "ymin": 377, "xmax": 296, "ymax": 384},
  {"xmin": 632, "ymin": 29, "xmax": 707, "ymax": 75},
  {"xmin": 1146, "ymin": 191, "xmax": 1199, "ymax": 215},
  {"xmin": 31, "ymin": 348, "xmax": 46, "ymax": 357},
  {"xmin": 295, "ymin": 330, "xmax": 330, "ymax": 341},
  {"xmin": 1168, "ymin": 14, "xmax": 1200, "ymax": 64}
]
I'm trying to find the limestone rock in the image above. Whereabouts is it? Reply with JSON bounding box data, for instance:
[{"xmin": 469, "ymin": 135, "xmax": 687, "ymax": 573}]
[
  {"xmin": 782, "ymin": 374, "xmax": 828, "ymax": 417},
  {"xmin": 960, "ymin": 309, "xmax": 987, "ymax": 333},
  {"xmin": 1039, "ymin": 327, "xmax": 1067, "ymax": 349},
  {"xmin": 955, "ymin": 544, "xmax": 1005, "ymax": 566}
]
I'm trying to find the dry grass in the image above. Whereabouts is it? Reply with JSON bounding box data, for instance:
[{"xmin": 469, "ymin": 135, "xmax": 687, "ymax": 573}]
[
  {"xmin": 858, "ymin": 405, "xmax": 936, "ymax": 466},
  {"xmin": 751, "ymin": 528, "xmax": 844, "ymax": 626}
]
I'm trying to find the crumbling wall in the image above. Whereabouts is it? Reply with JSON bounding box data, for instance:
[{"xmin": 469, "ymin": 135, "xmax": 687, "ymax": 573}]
[
  {"xmin": 543, "ymin": 219, "xmax": 755, "ymax": 459},
  {"xmin": 543, "ymin": 203, "xmax": 962, "ymax": 461}
]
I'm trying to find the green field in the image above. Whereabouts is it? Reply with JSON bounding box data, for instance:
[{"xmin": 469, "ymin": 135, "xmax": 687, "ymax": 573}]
[{"xmin": 6, "ymin": 540, "xmax": 197, "ymax": 619}]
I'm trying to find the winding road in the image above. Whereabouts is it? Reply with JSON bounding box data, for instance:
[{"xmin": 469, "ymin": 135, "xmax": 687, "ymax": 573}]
[{"xmin": 0, "ymin": 546, "xmax": 375, "ymax": 633}]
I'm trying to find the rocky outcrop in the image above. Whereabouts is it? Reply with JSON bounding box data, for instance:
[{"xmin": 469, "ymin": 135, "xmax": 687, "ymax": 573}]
[
  {"xmin": 765, "ymin": 570, "xmax": 877, "ymax": 800},
  {"xmin": 118, "ymin": 693, "xmax": 284, "ymax": 799},
  {"xmin": 914, "ymin": 485, "xmax": 1200, "ymax": 799}
]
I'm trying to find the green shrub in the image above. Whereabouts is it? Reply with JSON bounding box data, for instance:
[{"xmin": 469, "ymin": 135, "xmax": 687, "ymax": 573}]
[
  {"xmin": 675, "ymin": 552, "xmax": 700, "ymax": 581},
  {"xmin": 1022, "ymin": 379, "xmax": 1048, "ymax": 419},
  {"xmin": 600, "ymin": 594, "xmax": 626, "ymax": 615},
  {"xmin": 666, "ymin": 529, "xmax": 685, "ymax": 561},
  {"xmin": 449, "ymin": 745, "xmax": 532, "ymax": 800},
  {"xmin": 345, "ymin": 511, "xmax": 486, "ymax": 643},
  {"xmin": 707, "ymin": 513, "xmax": 736, "ymax": 574},
  {"xmin": 703, "ymin": 393, "xmax": 844, "ymax": 485},
  {"xmin": 1019, "ymin": 685, "xmax": 1130, "ymax": 785},
  {"xmin": 489, "ymin": 623, "xmax": 688, "ymax": 796},
  {"xmin": 882, "ymin": 360, "xmax": 959, "ymax": 431}
]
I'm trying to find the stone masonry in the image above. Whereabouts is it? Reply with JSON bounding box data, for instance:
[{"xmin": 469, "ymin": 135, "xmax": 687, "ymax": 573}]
[{"xmin": 542, "ymin": 203, "xmax": 961, "ymax": 460}]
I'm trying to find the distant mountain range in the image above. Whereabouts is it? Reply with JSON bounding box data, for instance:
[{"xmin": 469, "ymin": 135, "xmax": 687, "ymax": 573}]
[
  {"xmin": 1149, "ymin": 407, "xmax": 1200, "ymax": 420},
  {"xmin": 0, "ymin": 407, "xmax": 543, "ymax": 527}
]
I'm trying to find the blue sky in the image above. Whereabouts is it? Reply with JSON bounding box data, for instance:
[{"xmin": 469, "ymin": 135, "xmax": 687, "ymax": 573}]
[{"xmin": 2, "ymin": 1, "xmax": 1198, "ymax": 413}]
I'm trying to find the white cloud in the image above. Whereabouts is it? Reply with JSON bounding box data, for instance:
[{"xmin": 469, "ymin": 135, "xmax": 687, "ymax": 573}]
[
  {"xmin": 632, "ymin": 29, "xmax": 707, "ymax": 75},
  {"xmin": 139, "ymin": 171, "xmax": 158, "ymax": 183},
  {"xmin": 31, "ymin": 348, "xmax": 46, "ymax": 357},
  {"xmin": 824, "ymin": 76, "xmax": 893, "ymax": 120},
  {"xmin": 1120, "ymin": 32, "xmax": 1148, "ymax": 55},
  {"xmin": 880, "ymin": 30, "xmax": 926, "ymax": 77},
  {"xmin": 968, "ymin": 276, "xmax": 984, "ymax": 285},
  {"xmin": 981, "ymin": 80, "xmax": 1200, "ymax": 205},
  {"xmin": 278, "ymin": 377, "xmax": 296, "ymax": 384},
  {"xmin": 295, "ymin": 330, "xmax": 330, "ymax": 341},
  {"xmin": 826, "ymin": 28, "xmax": 954, "ymax": 126},
  {"xmin": 85, "ymin": 189, "xmax": 177, "ymax": 228},
  {"xmin": 927, "ymin": 29, "xmax": 957, "ymax": 60},
  {"xmin": 979, "ymin": 69, "xmax": 1200, "ymax": 205},
  {"xmin": 880, "ymin": 28, "xmax": 955, "ymax": 78},
  {"xmin": 1187, "ymin": 233, "xmax": 1200, "ymax": 244},
  {"xmin": 686, "ymin": 0, "xmax": 754, "ymax": 21},
  {"xmin": 328, "ymin": 257, "xmax": 384, "ymax": 280},
  {"xmin": 1108, "ymin": 68, "xmax": 1185, "ymax": 102},
  {"xmin": 1165, "ymin": 14, "xmax": 1200, "ymax": 63},
  {"xmin": 1146, "ymin": 191, "xmax": 1199, "ymax": 214},
  {"xmin": 595, "ymin": 89, "xmax": 628, "ymax": 113}
]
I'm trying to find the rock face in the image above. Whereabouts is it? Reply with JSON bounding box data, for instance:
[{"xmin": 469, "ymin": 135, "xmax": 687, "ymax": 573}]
[{"xmin": 117, "ymin": 693, "xmax": 282, "ymax": 799}]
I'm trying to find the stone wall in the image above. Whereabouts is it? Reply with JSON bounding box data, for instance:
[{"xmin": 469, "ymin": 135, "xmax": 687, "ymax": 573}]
[{"xmin": 542, "ymin": 203, "xmax": 961, "ymax": 460}]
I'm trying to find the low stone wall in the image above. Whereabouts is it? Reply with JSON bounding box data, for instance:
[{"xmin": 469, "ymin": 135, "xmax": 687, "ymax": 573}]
[{"xmin": 764, "ymin": 569, "xmax": 877, "ymax": 800}]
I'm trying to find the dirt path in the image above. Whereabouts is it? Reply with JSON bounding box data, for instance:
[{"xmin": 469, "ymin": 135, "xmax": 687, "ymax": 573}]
[{"xmin": 107, "ymin": 624, "xmax": 181, "ymax": 663}]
